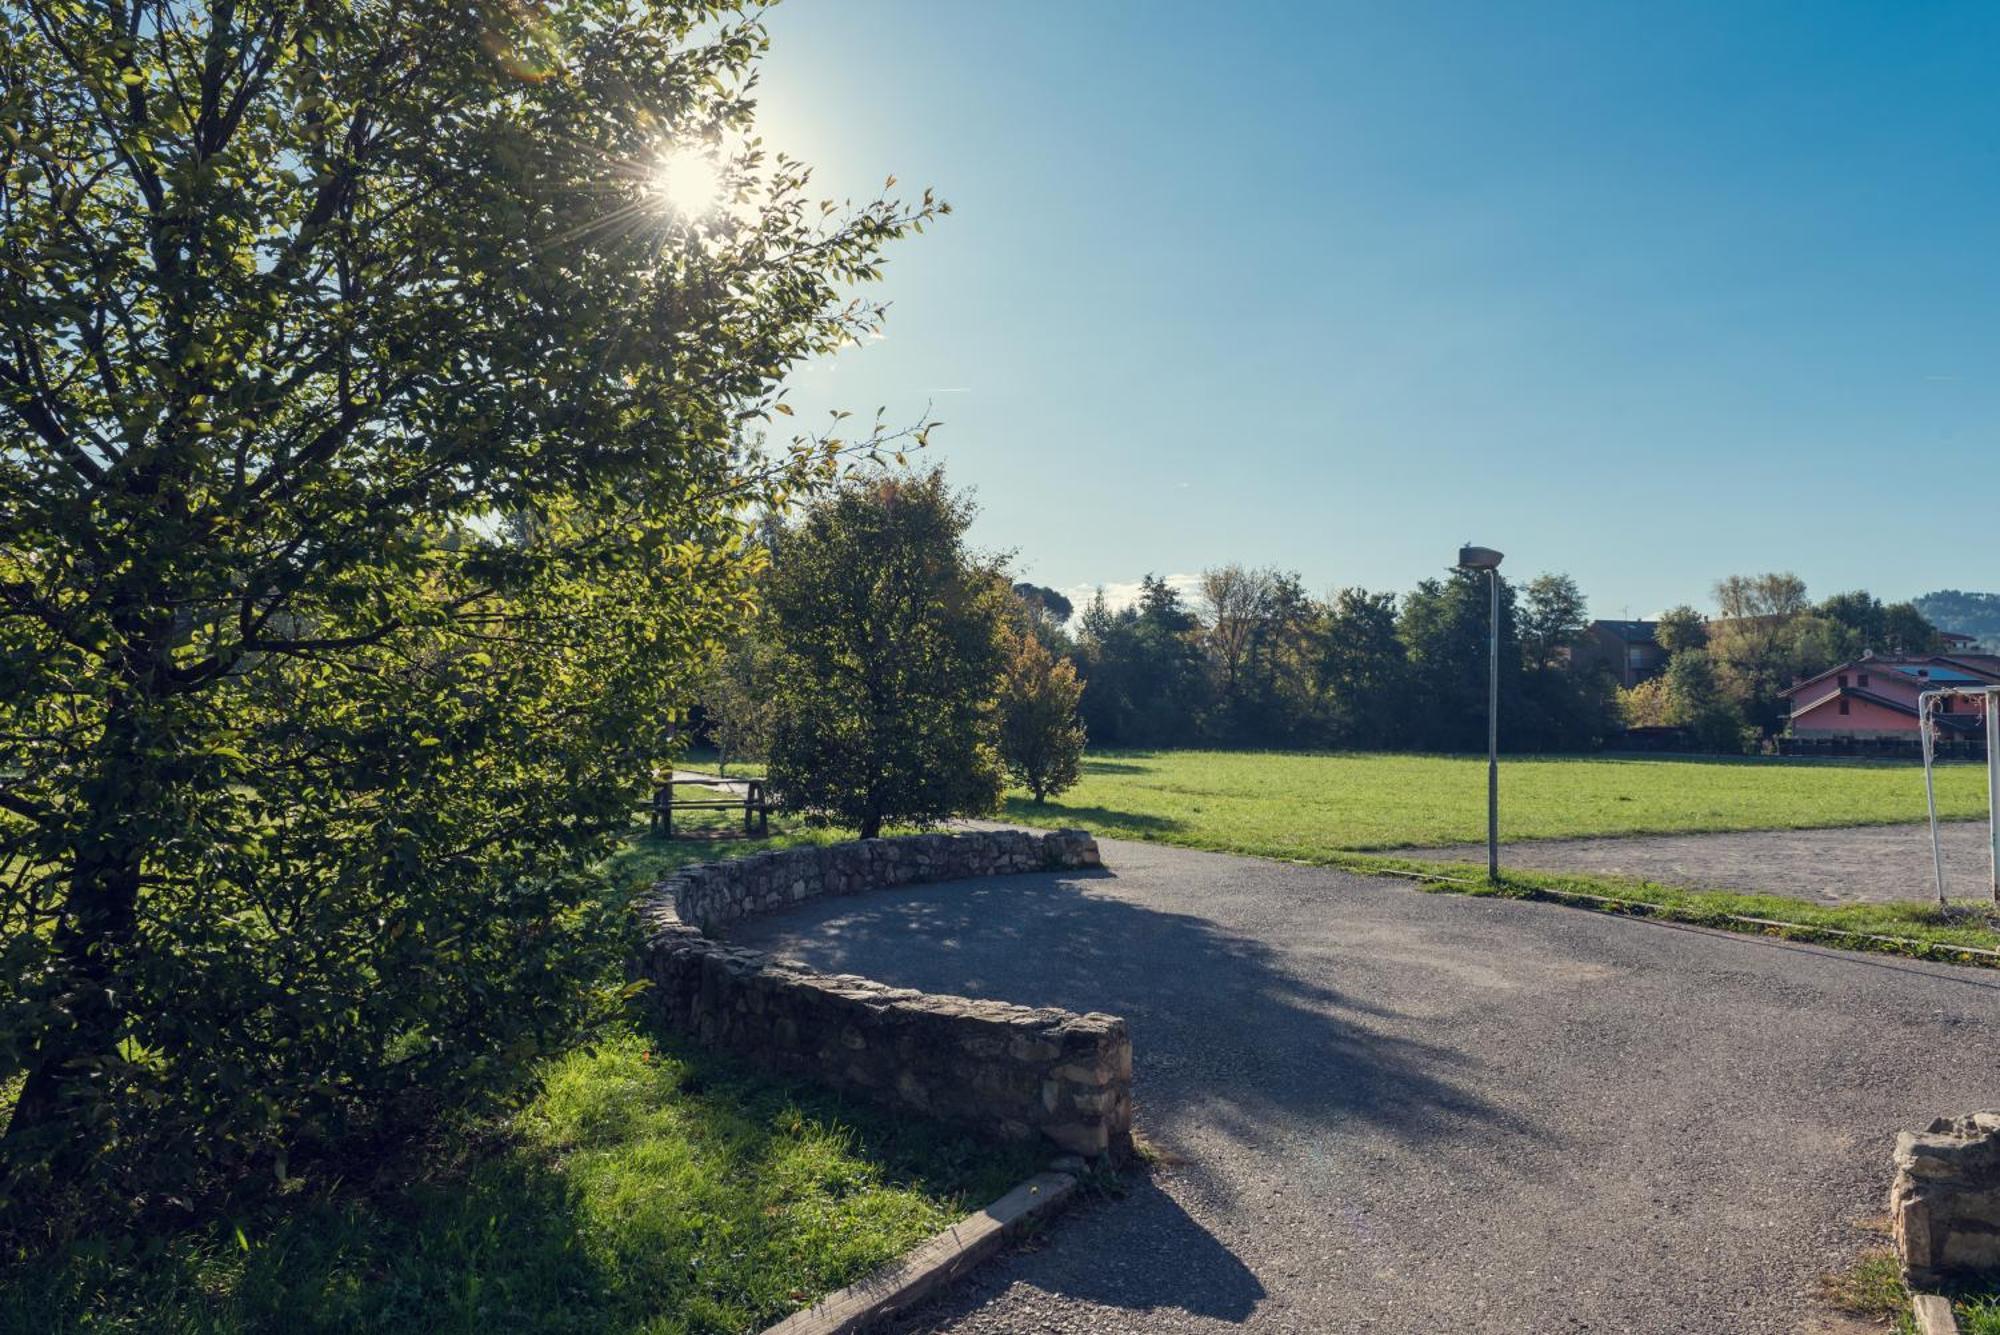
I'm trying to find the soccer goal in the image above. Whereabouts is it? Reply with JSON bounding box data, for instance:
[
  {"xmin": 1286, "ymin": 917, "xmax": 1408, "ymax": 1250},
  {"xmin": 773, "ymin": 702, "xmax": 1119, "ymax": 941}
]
[{"xmin": 1918, "ymin": 686, "xmax": 2000, "ymax": 905}]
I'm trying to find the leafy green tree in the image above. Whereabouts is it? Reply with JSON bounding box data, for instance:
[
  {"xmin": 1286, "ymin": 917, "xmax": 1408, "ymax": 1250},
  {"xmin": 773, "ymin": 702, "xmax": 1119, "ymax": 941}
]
[
  {"xmin": 1709, "ymin": 573, "xmax": 1834, "ymax": 734},
  {"xmin": 1009, "ymin": 582, "xmax": 1076, "ymax": 657},
  {"xmin": 998, "ymin": 625, "xmax": 1086, "ymax": 803},
  {"xmin": 1818, "ymin": 590, "xmax": 1888, "ymax": 657},
  {"xmin": 0, "ymin": 0, "xmax": 935, "ymax": 1214},
  {"xmin": 1519, "ymin": 573, "xmax": 1589, "ymax": 671},
  {"xmin": 1197, "ymin": 565, "xmax": 1316, "ymax": 745},
  {"xmin": 1654, "ymin": 605, "xmax": 1709, "ymax": 656},
  {"xmin": 1662, "ymin": 650, "xmax": 1749, "ymax": 753},
  {"xmin": 1881, "ymin": 602, "xmax": 1943, "ymax": 655},
  {"xmin": 1312, "ymin": 588, "xmax": 1406, "ymax": 748},
  {"xmin": 1075, "ymin": 576, "xmax": 1209, "ymax": 747},
  {"xmin": 1617, "ymin": 649, "xmax": 1744, "ymax": 751},
  {"xmin": 764, "ymin": 470, "xmax": 1009, "ymax": 838},
  {"xmin": 1399, "ymin": 570, "xmax": 1522, "ymax": 752},
  {"xmin": 1011, "ymin": 583, "xmax": 1075, "ymax": 625}
]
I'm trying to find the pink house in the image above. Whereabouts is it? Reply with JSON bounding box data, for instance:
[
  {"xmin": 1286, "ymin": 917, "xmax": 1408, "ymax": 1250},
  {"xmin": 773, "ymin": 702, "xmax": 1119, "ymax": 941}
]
[{"xmin": 1782, "ymin": 654, "xmax": 2000, "ymax": 739}]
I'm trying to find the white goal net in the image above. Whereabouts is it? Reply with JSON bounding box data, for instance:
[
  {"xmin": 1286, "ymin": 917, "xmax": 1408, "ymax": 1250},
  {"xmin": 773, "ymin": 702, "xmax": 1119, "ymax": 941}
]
[{"xmin": 1918, "ymin": 687, "xmax": 2000, "ymax": 905}]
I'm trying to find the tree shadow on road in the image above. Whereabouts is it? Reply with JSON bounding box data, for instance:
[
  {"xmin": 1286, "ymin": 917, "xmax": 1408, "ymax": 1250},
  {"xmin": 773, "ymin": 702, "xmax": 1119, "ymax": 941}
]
[
  {"xmin": 888, "ymin": 1176, "xmax": 1266, "ymax": 1330},
  {"xmin": 731, "ymin": 870, "xmax": 1533, "ymax": 1174}
]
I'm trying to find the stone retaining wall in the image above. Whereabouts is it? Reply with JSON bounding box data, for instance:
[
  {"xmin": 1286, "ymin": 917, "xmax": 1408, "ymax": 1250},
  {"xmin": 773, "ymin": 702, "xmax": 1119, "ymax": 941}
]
[
  {"xmin": 632, "ymin": 830, "xmax": 1132, "ymax": 1159},
  {"xmin": 1894, "ymin": 1112, "xmax": 2000, "ymax": 1285}
]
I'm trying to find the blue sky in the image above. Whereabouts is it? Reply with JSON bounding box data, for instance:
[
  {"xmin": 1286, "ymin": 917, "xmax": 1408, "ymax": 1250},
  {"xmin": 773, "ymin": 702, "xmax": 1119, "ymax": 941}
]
[{"xmin": 751, "ymin": 2, "xmax": 2000, "ymax": 618}]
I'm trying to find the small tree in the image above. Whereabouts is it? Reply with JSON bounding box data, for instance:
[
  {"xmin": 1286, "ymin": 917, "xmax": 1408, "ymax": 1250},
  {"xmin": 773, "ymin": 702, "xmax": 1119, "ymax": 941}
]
[
  {"xmin": 765, "ymin": 470, "xmax": 1009, "ymax": 838},
  {"xmin": 701, "ymin": 633, "xmax": 778, "ymax": 774},
  {"xmin": 998, "ymin": 626, "xmax": 1086, "ymax": 803}
]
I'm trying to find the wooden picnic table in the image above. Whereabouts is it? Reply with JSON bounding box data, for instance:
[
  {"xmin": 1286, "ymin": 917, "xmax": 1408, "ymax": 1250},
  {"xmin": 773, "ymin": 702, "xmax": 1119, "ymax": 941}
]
[{"xmin": 649, "ymin": 772, "xmax": 771, "ymax": 838}]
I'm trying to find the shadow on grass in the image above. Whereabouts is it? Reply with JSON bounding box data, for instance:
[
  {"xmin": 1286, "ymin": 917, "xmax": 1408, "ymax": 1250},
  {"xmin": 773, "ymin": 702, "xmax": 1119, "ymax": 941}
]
[
  {"xmin": 0, "ymin": 1034, "xmax": 1039, "ymax": 1335},
  {"xmin": 996, "ymin": 797, "xmax": 1186, "ymax": 836},
  {"xmin": 1080, "ymin": 758, "xmax": 1155, "ymax": 775}
]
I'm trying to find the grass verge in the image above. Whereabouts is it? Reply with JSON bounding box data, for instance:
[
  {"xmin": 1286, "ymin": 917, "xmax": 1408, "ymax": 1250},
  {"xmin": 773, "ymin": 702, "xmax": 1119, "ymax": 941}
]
[
  {"xmin": 1823, "ymin": 1250, "xmax": 1917, "ymax": 1332},
  {"xmin": 1334, "ymin": 852, "xmax": 2000, "ymax": 966}
]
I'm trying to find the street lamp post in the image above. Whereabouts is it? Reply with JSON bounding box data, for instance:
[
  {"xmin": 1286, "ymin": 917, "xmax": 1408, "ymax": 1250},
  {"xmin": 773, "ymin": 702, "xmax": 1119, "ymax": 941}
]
[{"xmin": 1457, "ymin": 545, "xmax": 1505, "ymax": 882}]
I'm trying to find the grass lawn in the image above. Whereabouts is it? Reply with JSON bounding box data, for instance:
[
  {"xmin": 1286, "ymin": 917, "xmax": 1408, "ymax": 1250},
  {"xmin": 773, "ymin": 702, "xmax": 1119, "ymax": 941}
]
[
  {"xmin": 1001, "ymin": 749, "xmax": 1991, "ymax": 855},
  {"xmin": 3, "ymin": 811, "xmax": 1038, "ymax": 1335},
  {"xmin": 2, "ymin": 1034, "xmax": 1037, "ymax": 1335}
]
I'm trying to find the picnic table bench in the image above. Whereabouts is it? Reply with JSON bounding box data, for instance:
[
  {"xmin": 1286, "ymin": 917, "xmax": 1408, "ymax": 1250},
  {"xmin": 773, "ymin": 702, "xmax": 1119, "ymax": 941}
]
[{"xmin": 650, "ymin": 773, "xmax": 772, "ymax": 838}]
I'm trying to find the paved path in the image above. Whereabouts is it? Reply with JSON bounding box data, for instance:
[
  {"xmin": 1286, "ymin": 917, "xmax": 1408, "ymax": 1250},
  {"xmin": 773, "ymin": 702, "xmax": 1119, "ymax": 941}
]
[
  {"xmin": 731, "ymin": 837, "xmax": 2000, "ymax": 1333},
  {"xmin": 1401, "ymin": 821, "xmax": 2000, "ymax": 905}
]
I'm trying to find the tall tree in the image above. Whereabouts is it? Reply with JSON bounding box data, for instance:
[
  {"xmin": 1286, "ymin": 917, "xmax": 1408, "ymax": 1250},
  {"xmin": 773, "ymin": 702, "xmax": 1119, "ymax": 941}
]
[
  {"xmin": 764, "ymin": 470, "xmax": 1010, "ymax": 839},
  {"xmin": 1654, "ymin": 604, "xmax": 1709, "ymax": 656},
  {"xmin": 1314, "ymin": 588, "xmax": 1407, "ymax": 748},
  {"xmin": 1519, "ymin": 573, "xmax": 1590, "ymax": 671},
  {"xmin": 1399, "ymin": 570, "xmax": 1522, "ymax": 752},
  {"xmin": 0, "ymin": 0, "xmax": 935, "ymax": 1206},
  {"xmin": 1075, "ymin": 576, "xmax": 1209, "ymax": 748},
  {"xmin": 1708, "ymin": 573, "xmax": 1829, "ymax": 734}
]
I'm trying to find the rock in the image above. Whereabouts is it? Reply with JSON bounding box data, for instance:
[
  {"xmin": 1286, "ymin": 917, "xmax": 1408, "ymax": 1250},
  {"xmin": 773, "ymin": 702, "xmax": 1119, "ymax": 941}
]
[{"xmin": 1894, "ymin": 1111, "xmax": 2000, "ymax": 1286}]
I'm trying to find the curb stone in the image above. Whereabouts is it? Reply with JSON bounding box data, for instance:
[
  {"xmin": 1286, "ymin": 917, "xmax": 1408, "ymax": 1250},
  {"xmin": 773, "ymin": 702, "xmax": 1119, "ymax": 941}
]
[
  {"xmin": 1914, "ymin": 1293, "xmax": 1961, "ymax": 1335},
  {"xmin": 762, "ymin": 1169, "xmax": 1080, "ymax": 1335}
]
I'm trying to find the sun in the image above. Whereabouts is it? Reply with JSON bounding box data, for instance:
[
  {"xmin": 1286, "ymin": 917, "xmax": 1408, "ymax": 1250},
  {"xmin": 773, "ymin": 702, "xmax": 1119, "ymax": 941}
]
[{"xmin": 649, "ymin": 148, "xmax": 723, "ymax": 218}]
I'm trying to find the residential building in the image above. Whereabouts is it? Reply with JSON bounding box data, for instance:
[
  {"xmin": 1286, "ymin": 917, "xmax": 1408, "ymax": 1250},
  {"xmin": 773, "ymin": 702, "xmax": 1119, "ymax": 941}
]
[
  {"xmin": 1780, "ymin": 654, "xmax": 2000, "ymax": 739},
  {"xmin": 1577, "ymin": 620, "xmax": 1666, "ymax": 689}
]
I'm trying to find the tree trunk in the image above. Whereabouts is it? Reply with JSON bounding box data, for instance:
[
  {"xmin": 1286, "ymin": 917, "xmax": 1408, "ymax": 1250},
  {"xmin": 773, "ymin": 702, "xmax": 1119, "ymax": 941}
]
[
  {"xmin": 3, "ymin": 693, "xmax": 152, "ymax": 1168},
  {"xmin": 859, "ymin": 812, "xmax": 882, "ymax": 839}
]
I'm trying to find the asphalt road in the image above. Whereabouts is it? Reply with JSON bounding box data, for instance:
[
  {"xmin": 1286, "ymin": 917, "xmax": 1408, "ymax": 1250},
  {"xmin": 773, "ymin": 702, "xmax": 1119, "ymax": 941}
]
[{"xmin": 730, "ymin": 836, "xmax": 2000, "ymax": 1334}]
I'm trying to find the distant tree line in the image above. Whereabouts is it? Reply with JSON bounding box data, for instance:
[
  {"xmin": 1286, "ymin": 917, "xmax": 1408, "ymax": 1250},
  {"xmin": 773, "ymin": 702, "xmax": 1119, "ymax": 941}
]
[
  {"xmin": 1057, "ymin": 567, "xmax": 1620, "ymax": 753},
  {"xmin": 706, "ymin": 504, "xmax": 1956, "ymax": 778}
]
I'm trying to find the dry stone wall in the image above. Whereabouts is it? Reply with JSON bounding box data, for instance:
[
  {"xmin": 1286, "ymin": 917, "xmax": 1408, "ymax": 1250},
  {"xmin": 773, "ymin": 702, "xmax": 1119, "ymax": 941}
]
[
  {"xmin": 632, "ymin": 829, "xmax": 1132, "ymax": 1159},
  {"xmin": 1893, "ymin": 1112, "xmax": 2000, "ymax": 1286}
]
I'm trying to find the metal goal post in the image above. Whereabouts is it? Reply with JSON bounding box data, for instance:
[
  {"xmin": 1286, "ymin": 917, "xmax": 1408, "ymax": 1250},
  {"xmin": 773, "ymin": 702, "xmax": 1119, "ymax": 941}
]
[{"xmin": 1918, "ymin": 686, "xmax": 2000, "ymax": 906}]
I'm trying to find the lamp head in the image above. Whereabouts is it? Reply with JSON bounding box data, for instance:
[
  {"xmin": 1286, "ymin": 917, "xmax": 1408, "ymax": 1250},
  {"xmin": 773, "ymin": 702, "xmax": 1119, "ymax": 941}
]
[{"xmin": 1457, "ymin": 545, "xmax": 1505, "ymax": 572}]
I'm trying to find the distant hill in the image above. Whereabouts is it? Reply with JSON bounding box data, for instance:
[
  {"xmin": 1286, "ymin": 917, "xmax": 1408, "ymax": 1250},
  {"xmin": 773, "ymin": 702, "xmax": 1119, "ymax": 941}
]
[{"xmin": 1915, "ymin": 590, "xmax": 2000, "ymax": 649}]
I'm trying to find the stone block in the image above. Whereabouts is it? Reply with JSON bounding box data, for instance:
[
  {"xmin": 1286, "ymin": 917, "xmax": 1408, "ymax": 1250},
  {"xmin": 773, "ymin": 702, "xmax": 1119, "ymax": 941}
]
[{"xmin": 1895, "ymin": 1111, "xmax": 2000, "ymax": 1287}]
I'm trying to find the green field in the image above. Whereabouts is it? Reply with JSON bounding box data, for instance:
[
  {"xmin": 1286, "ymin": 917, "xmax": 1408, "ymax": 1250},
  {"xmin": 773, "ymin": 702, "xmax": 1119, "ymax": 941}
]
[{"xmin": 998, "ymin": 750, "xmax": 1990, "ymax": 857}]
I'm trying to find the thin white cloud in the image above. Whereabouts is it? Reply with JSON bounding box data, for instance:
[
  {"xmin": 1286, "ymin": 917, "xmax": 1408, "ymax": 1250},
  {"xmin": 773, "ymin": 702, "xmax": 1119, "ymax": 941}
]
[{"xmin": 1061, "ymin": 572, "xmax": 1204, "ymax": 618}]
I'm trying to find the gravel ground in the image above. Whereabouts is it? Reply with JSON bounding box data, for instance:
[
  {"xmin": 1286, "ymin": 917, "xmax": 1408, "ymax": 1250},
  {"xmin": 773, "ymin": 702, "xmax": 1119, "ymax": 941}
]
[
  {"xmin": 730, "ymin": 836, "xmax": 2000, "ymax": 1333},
  {"xmin": 1400, "ymin": 820, "xmax": 1999, "ymax": 904}
]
